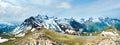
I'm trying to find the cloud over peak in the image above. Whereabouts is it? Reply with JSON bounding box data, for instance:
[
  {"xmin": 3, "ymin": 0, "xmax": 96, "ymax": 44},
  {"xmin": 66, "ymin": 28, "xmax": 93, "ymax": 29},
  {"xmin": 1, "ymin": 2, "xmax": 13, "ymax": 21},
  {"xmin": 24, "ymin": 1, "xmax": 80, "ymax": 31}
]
[{"xmin": 57, "ymin": 2, "xmax": 71, "ymax": 9}]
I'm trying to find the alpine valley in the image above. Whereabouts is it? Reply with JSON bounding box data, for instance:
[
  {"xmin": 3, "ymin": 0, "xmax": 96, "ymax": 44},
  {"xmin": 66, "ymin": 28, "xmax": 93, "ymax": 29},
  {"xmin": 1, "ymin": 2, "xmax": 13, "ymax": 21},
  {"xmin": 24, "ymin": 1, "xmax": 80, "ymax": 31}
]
[{"xmin": 0, "ymin": 15, "xmax": 120, "ymax": 45}]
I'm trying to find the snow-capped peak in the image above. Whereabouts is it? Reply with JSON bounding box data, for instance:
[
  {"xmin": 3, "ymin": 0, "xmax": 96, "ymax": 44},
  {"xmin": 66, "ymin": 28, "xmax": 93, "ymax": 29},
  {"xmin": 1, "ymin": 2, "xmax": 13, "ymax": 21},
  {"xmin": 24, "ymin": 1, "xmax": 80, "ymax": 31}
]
[{"xmin": 11, "ymin": 14, "xmax": 120, "ymax": 35}]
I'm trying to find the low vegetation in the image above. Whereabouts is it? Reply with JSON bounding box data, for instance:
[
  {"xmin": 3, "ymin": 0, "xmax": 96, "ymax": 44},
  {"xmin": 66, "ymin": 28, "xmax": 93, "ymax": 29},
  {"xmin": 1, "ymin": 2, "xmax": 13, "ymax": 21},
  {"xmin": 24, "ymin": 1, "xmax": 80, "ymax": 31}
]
[
  {"xmin": 0, "ymin": 26, "xmax": 120, "ymax": 45},
  {"xmin": 0, "ymin": 28, "xmax": 87, "ymax": 45}
]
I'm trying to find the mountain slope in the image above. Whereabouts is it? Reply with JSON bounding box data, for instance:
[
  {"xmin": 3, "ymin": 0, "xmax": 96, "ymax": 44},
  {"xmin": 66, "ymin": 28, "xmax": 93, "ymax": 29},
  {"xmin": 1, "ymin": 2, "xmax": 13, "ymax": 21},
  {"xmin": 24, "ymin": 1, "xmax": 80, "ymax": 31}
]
[
  {"xmin": 1, "ymin": 28, "xmax": 86, "ymax": 45},
  {"xmin": 1, "ymin": 26, "xmax": 120, "ymax": 45}
]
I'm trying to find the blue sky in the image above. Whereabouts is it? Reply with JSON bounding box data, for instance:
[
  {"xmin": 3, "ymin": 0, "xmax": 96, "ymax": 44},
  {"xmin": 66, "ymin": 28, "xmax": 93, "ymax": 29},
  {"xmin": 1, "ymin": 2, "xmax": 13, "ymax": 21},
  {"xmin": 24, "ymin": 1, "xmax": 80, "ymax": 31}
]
[{"xmin": 0, "ymin": 0, "xmax": 120, "ymax": 23}]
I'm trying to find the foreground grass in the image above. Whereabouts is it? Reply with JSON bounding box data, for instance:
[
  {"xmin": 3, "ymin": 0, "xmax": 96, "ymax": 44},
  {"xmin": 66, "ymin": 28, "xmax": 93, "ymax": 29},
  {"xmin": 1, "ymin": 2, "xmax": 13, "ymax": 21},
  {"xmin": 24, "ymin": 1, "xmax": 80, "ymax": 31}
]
[
  {"xmin": 1, "ymin": 26, "xmax": 119, "ymax": 45},
  {"xmin": 40, "ymin": 29, "xmax": 87, "ymax": 45},
  {"xmin": 0, "ymin": 30, "xmax": 33, "ymax": 45},
  {"xmin": 0, "ymin": 28, "xmax": 88, "ymax": 45}
]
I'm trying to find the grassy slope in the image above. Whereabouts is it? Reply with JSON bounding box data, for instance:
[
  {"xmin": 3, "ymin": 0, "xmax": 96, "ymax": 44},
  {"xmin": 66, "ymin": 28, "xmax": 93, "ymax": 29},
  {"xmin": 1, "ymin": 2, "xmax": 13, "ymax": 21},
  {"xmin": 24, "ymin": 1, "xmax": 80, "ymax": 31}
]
[
  {"xmin": 41, "ymin": 29, "xmax": 86, "ymax": 45},
  {"xmin": 0, "ymin": 30, "xmax": 33, "ymax": 45},
  {"xmin": 1, "ymin": 26, "xmax": 118, "ymax": 45},
  {"xmin": 0, "ymin": 28, "xmax": 88, "ymax": 45}
]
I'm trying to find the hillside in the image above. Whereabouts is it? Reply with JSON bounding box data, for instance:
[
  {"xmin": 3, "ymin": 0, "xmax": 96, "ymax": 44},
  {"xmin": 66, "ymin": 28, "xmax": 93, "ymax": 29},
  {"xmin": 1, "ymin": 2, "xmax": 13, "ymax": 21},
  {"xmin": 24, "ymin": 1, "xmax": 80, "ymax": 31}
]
[
  {"xmin": 1, "ymin": 26, "xmax": 120, "ymax": 45},
  {"xmin": 0, "ymin": 28, "xmax": 87, "ymax": 45}
]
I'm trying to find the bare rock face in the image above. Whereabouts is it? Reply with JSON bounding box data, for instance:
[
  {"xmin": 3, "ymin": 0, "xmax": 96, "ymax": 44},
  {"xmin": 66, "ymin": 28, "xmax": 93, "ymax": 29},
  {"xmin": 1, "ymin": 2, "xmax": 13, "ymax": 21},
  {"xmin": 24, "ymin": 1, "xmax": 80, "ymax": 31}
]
[
  {"xmin": 85, "ymin": 27, "xmax": 120, "ymax": 45},
  {"xmin": 13, "ymin": 33, "xmax": 61, "ymax": 45},
  {"xmin": 97, "ymin": 30, "xmax": 120, "ymax": 45}
]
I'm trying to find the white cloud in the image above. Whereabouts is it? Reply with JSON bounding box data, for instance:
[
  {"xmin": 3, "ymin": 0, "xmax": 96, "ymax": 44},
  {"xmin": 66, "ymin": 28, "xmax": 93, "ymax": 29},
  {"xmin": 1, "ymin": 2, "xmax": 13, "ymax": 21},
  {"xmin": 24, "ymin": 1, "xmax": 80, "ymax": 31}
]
[
  {"xmin": 57, "ymin": 2, "xmax": 71, "ymax": 9},
  {"xmin": 0, "ymin": 0, "xmax": 70, "ymax": 23},
  {"xmin": 30, "ymin": 0, "xmax": 53, "ymax": 6},
  {"xmin": 1, "ymin": 0, "xmax": 120, "ymax": 23},
  {"xmin": 0, "ymin": 0, "xmax": 41, "ymax": 22}
]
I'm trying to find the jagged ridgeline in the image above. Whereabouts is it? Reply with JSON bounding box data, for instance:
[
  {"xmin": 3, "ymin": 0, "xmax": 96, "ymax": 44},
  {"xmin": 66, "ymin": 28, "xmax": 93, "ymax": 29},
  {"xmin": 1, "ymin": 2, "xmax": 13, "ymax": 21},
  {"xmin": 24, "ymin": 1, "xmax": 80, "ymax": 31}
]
[{"xmin": 11, "ymin": 14, "xmax": 120, "ymax": 35}]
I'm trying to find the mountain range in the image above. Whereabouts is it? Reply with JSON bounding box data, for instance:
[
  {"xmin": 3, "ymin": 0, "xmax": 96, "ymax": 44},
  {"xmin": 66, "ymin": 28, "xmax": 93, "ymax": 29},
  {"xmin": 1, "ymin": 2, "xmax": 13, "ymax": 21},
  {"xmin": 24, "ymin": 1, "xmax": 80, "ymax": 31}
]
[
  {"xmin": 10, "ymin": 14, "xmax": 120, "ymax": 36},
  {"xmin": 0, "ymin": 14, "xmax": 120, "ymax": 45},
  {"xmin": 0, "ymin": 21, "xmax": 17, "ymax": 34}
]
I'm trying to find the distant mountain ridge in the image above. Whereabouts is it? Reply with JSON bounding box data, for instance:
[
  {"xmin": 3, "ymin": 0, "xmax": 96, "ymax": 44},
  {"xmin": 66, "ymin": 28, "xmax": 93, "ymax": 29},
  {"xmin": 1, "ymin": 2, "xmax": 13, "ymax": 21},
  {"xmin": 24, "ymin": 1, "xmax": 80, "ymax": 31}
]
[
  {"xmin": 11, "ymin": 14, "xmax": 120, "ymax": 35},
  {"xmin": 0, "ymin": 21, "xmax": 17, "ymax": 33}
]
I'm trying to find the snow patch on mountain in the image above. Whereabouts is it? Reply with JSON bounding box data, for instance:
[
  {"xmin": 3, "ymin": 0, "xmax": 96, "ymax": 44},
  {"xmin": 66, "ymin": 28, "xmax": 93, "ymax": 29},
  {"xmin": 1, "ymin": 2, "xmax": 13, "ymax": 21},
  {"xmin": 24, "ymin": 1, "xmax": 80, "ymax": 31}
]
[{"xmin": 0, "ymin": 37, "xmax": 8, "ymax": 43}]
